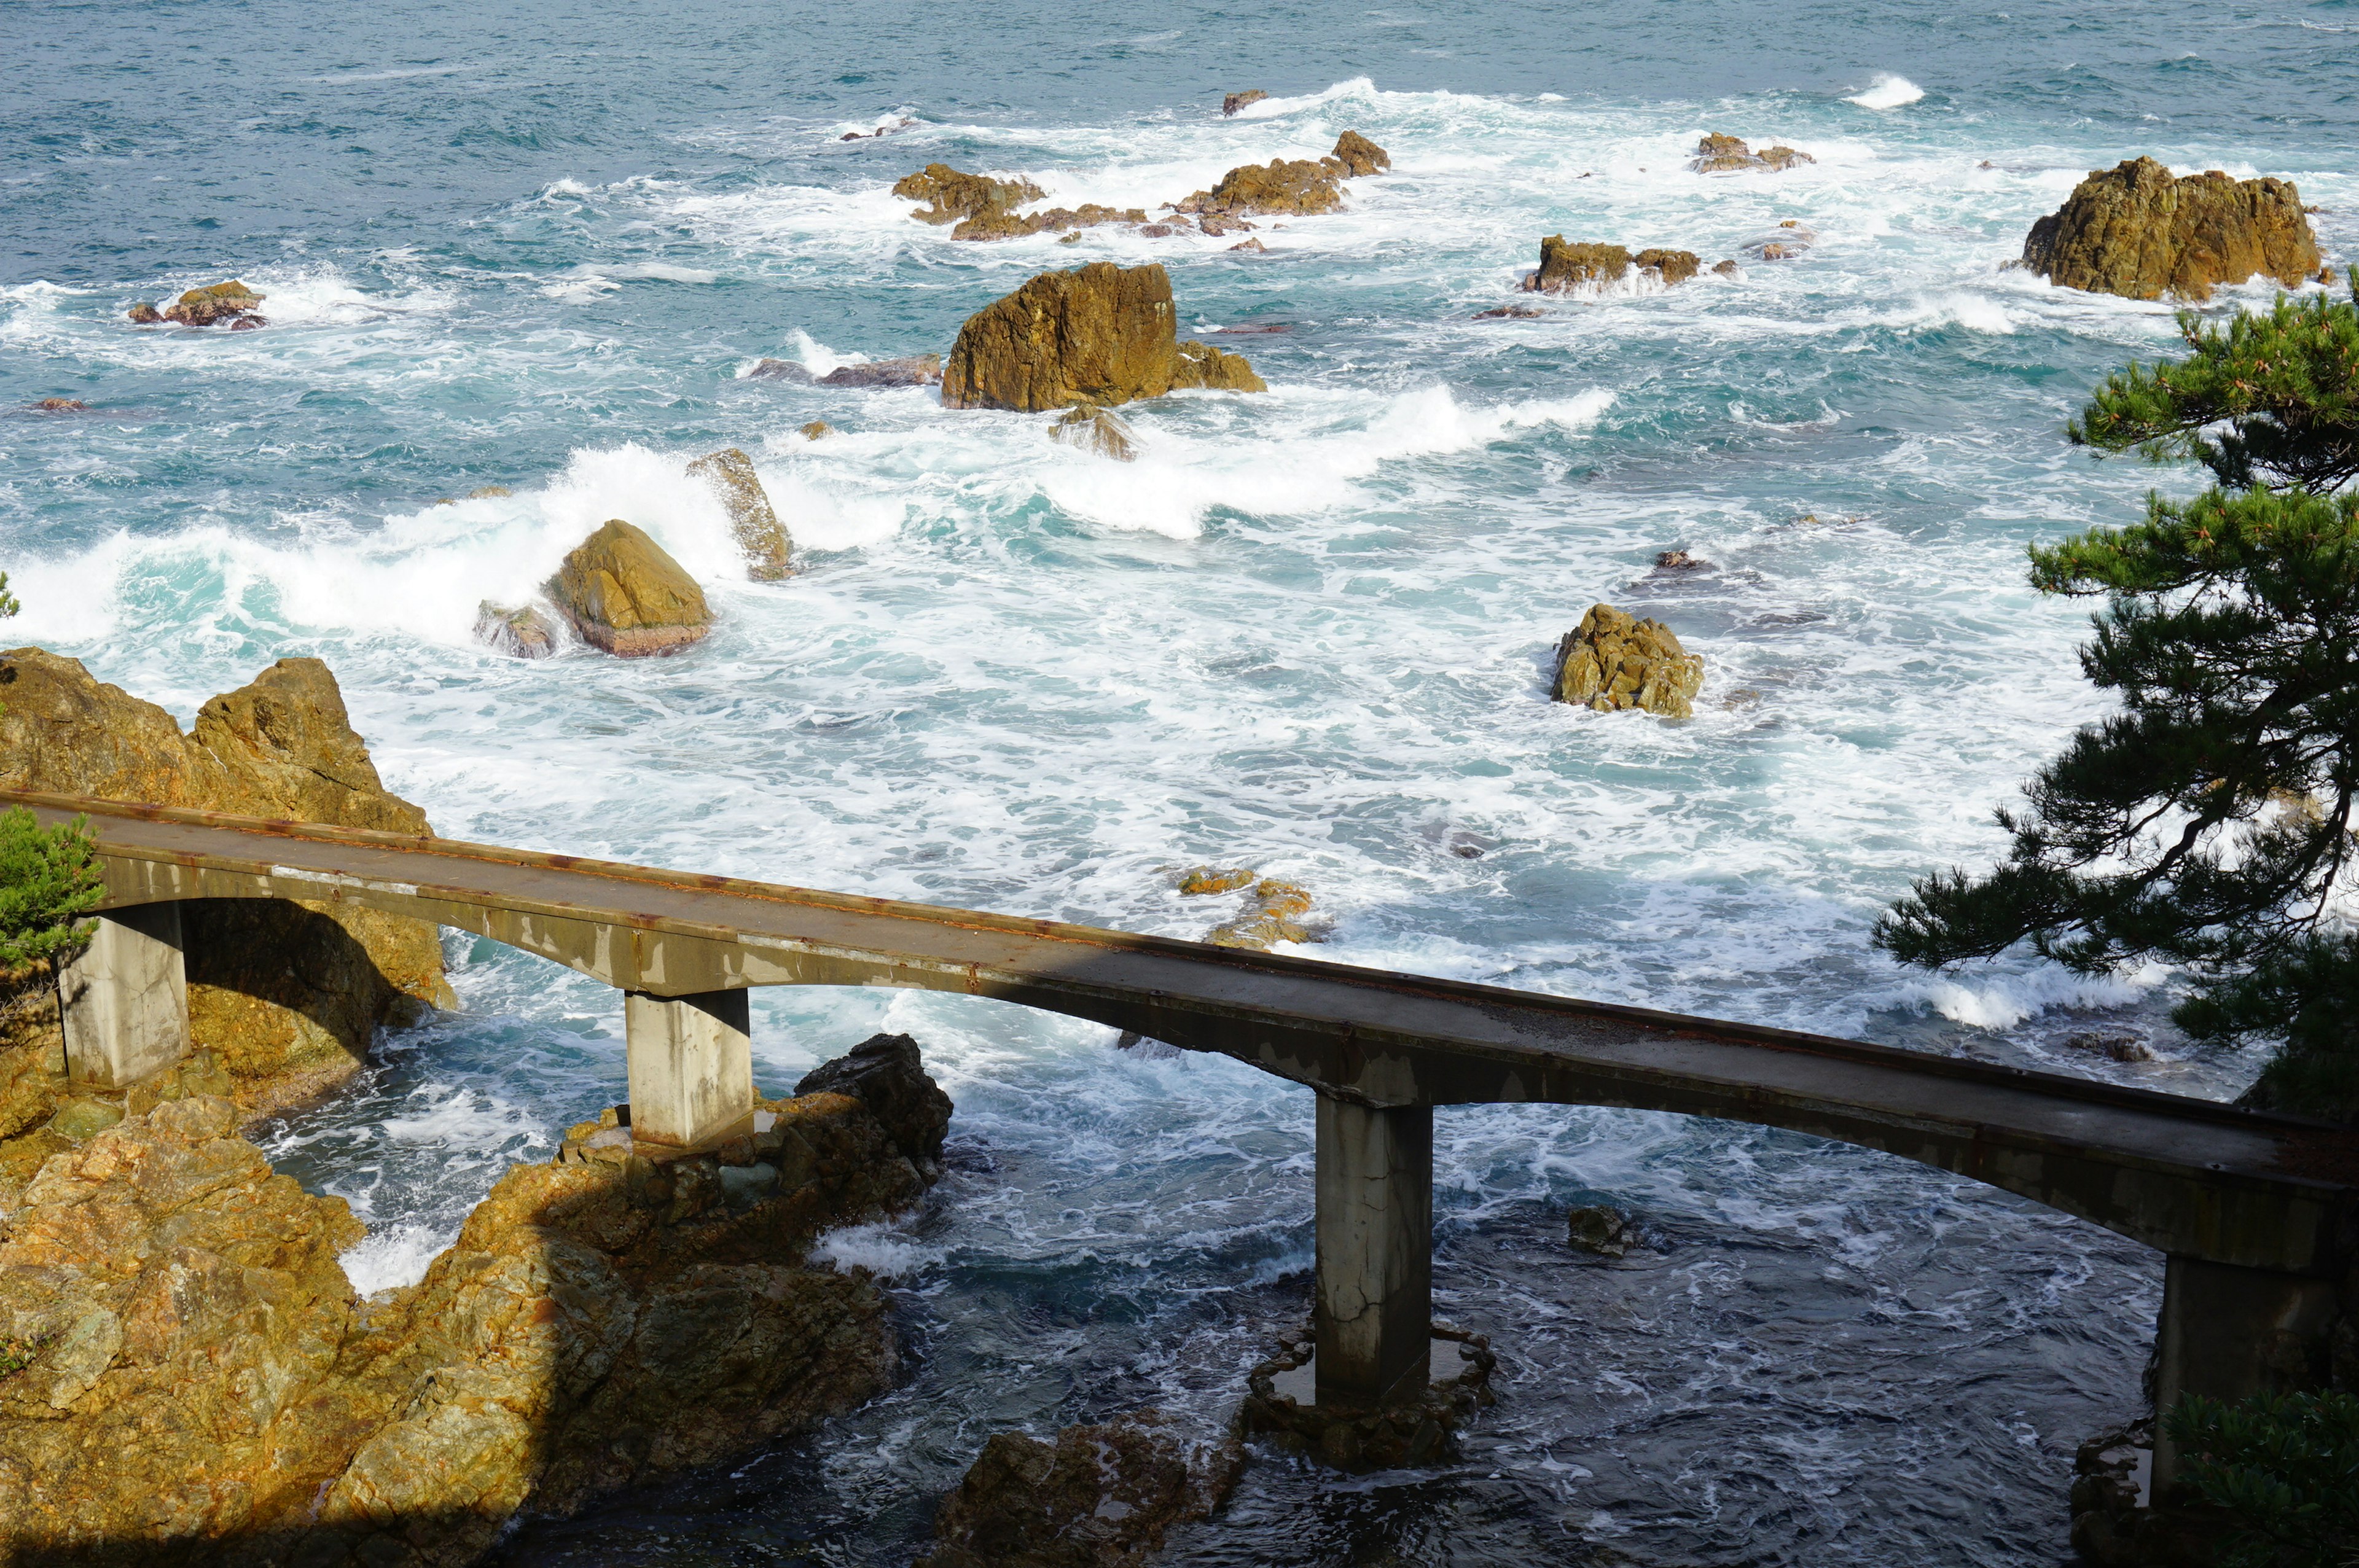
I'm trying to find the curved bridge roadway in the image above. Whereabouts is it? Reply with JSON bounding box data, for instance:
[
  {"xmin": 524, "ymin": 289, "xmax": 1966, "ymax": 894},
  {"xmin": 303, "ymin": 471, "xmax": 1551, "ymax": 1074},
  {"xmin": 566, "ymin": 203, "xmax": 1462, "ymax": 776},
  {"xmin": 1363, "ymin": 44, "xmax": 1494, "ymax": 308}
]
[{"xmin": 12, "ymin": 790, "xmax": 2353, "ymax": 1489}]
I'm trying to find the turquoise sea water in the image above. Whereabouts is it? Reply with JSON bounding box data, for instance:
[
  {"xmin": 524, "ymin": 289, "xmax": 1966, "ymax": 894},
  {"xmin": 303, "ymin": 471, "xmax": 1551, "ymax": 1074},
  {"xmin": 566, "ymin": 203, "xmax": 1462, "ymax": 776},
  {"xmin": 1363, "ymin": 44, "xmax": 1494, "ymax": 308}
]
[{"xmin": 7, "ymin": 1, "xmax": 2357, "ymax": 1561}]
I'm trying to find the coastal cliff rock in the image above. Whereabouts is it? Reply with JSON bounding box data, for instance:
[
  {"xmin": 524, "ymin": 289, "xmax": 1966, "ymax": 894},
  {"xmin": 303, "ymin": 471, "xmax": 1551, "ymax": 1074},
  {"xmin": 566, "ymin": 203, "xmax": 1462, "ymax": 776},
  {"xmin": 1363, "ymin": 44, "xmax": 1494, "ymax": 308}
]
[
  {"xmin": 545, "ymin": 520, "xmax": 713, "ymax": 657},
  {"xmin": 0, "ymin": 650, "xmax": 452, "ymax": 1125},
  {"xmin": 687, "ymin": 448, "xmax": 792, "ymax": 580},
  {"xmin": 1521, "ymin": 238, "xmax": 1702, "ymax": 294},
  {"xmin": 2021, "ymin": 157, "xmax": 2320, "ymax": 301},
  {"xmin": 0, "ymin": 1035, "xmax": 953, "ymax": 1566},
  {"xmin": 917, "ymin": 1411, "xmax": 1243, "ymax": 1568},
  {"xmin": 941, "ymin": 263, "xmax": 1264, "ymax": 412},
  {"xmin": 1689, "ymin": 135, "xmax": 1813, "ymax": 174},
  {"xmin": 1552, "ymin": 604, "xmax": 1705, "ymax": 717}
]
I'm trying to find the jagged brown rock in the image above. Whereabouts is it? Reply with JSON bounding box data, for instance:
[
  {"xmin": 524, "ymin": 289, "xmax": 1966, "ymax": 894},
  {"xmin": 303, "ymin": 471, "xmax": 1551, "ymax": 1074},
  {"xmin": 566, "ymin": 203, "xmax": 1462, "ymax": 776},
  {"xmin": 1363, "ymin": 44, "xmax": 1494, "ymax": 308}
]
[
  {"xmin": 820, "ymin": 355, "xmax": 942, "ymax": 387},
  {"xmin": 1552, "ymin": 603, "xmax": 1705, "ymax": 717},
  {"xmin": 1689, "ymin": 135, "xmax": 1813, "ymax": 174},
  {"xmin": 794, "ymin": 1031, "xmax": 954, "ymax": 1174},
  {"xmin": 1522, "ymin": 237, "xmax": 1702, "ymax": 293},
  {"xmin": 687, "ymin": 447, "xmax": 792, "ymax": 580},
  {"xmin": 1329, "ymin": 130, "xmax": 1390, "ymax": 177},
  {"xmin": 800, "ymin": 420, "xmax": 834, "ymax": 440},
  {"xmin": 1176, "ymin": 159, "xmax": 1342, "ymax": 217},
  {"xmin": 2021, "ymin": 156, "xmax": 2321, "ymax": 301},
  {"xmin": 125, "ymin": 302, "xmax": 162, "ymax": 324},
  {"xmin": 918, "ymin": 1410, "xmax": 1243, "ymax": 1568},
  {"xmin": 0, "ymin": 650, "xmax": 454, "ymax": 1134},
  {"xmin": 545, "ymin": 520, "xmax": 712, "ymax": 657},
  {"xmin": 1221, "ymin": 89, "xmax": 1267, "ymax": 116},
  {"xmin": 0, "ymin": 1036, "xmax": 954, "ymax": 1566},
  {"xmin": 941, "ymin": 262, "xmax": 1264, "ymax": 412},
  {"xmin": 474, "ymin": 601, "xmax": 557, "ymax": 658},
  {"xmin": 160, "ymin": 279, "xmax": 265, "ymax": 326},
  {"xmin": 1049, "ymin": 405, "xmax": 1139, "ymax": 462},
  {"xmin": 893, "ymin": 164, "xmax": 1046, "ymax": 226},
  {"xmin": 953, "ymin": 203, "xmax": 1149, "ymax": 243}
]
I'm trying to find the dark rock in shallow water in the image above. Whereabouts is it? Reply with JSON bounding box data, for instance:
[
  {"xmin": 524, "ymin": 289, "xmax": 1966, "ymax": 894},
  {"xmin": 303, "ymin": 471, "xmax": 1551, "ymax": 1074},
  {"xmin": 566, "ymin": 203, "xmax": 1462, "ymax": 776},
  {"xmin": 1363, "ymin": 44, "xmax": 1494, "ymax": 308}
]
[
  {"xmin": 125, "ymin": 301, "xmax": 162, "ymax": 324},
  {"xmin": 820, "ymin": 354, "xmax": 943, "ymax": 387},
  {"xmin": 918, "ymin": 1410, "xmax": 1242, "ymax": 1568},
  {"xmin": 1222, "ymin": 88, "xmax": 1267, "ymax": 116},
  {"xmin": 797, "ymin": 1031, "xmax": 955, "ymax": 1172},
  {"xmin": 2064, "ymin": 1029, "xmax": 2155, "ymax": 1063},
  {"xmin": 1567, "ymin": 1203, "xmax": 1633, "ymax": 1256},
  {"xmin": 749, "ymin": 357, "xmax": 815, "ymax": 382},
  {"xmin": 1654, "ymin": 549, "xmax": 1712, "ymax": 571},
  {"xmin": 1241, "ymin": 1321, "xmax": 1497, "ymax": 1470},
  {"xmin": 2021, "ymin": 155, "xmax": 2320, "ymax": 301}
]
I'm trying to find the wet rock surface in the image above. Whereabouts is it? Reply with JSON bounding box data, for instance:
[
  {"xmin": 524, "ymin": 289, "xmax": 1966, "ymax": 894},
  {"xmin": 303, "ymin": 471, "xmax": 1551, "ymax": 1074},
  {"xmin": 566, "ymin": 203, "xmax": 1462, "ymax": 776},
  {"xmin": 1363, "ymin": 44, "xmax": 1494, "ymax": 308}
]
[
  {"xmin": 1050, "ymin": 404, "xmax": 1139, "ymax": 461},
  {"xmin": 1240, "ymin": 1322, "xmax": 1497, "ymax": 1470},
  {"xmin": 941, "ymin": 262, "xmax": 1264, "ymax": 412},
  {"xmin": 1552, "ymin": 603, "xmax": 1706, "ymax": 717},
  {"xmin": 794, "ymin": 1031, "xmax": 955, "ymax": 1176},
  {"xmin": 1522, "ymin": 236, "xmax": 1700, "ymax": 293},
  {"xmin": 687, "ymin": 447, "xmax": 792, "ymax": 580},
  {"xmin": 546, "ymin": 519, "xmax": 713, "ymax": 657},
  {"xmin": 0, "ymin": 1035, "xmax": 953, "ymax": 1566},
  {"xmin": 158, "ymin": 279, "xmax": 266, "ymax": 326},
  {"xmin": 917, "ymin": 1410, "xmax": 1243, "ymax": 1568},
  {"xmin": 0, "ymin": 650, "xmax": 453, "ymax": 1125},
  {"xmin": 1221, "ymin": 88, "xmax": 1267, "ymax": 116},
  {"xmin": 894, "ymin": 163, "xmax": 1047, "ymax": 227},
  {"xmin": 1566, "ymin": 1203, "xmax": 1634, "ymax": 1257},
  {"xmin": 1181, "ymin": 871, "xmax": 1322, "ymax": 949},
  {"xmin": 1690, "ymin": 134, "xmax": 1814, "ymax": 174},
  {"xmin": 474, "ymin": 600, "xmax": 558, "ymax": 658},
  {"xmin": 2022, "ymin": 156, "xmax": 2320, "ymax": 300},
  {"xmin": 821, "ymin": 354, "xmax": 943, "ymax": 386}
]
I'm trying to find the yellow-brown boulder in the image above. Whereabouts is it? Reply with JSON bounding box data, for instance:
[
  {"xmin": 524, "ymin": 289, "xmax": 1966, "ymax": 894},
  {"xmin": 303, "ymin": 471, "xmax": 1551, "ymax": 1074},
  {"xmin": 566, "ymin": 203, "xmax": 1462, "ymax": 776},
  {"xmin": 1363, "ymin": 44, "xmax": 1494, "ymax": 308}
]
[
  {"xmin": 546, "ymin": 520, "xmax": 713, "ymax": 657},
  {"xmin": 941, "ymin": 263, "xmax": 1264, "ymax": 412},
  {"xmin": 2021, "ymin": 157, "xmax": 2320, "ymax": 301},
  {"xmin": 1552, "ymin": 603, "xmax": 1704, "ymax": 717}
]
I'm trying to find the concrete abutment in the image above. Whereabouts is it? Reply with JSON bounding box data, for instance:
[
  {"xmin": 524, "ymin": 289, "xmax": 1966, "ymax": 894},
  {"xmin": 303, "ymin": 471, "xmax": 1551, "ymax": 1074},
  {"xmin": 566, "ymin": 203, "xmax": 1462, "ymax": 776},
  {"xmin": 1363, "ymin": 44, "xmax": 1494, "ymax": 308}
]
[
  {"xmin": 1313, "ymin": 1094, "xmax": 1435, "ymax": 1408},
  {"xmin": 57, "ymin": 903, "xmax": 190, "ymax": 1089},
  {"xmin": 624, "ymin": 987, "xmax": 755, "ymax": 1147}
]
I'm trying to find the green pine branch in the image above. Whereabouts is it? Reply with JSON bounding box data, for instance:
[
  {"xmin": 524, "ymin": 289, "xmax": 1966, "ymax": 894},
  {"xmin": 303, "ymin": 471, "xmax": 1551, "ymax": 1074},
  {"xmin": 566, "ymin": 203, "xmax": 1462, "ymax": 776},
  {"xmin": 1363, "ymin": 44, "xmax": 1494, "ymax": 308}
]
[
  {"xmin": 2163, "ymin": 1391, "xmax": 2359, "ymax": 1568},
  {"xmin": 0, "ymin": 809, "xmax": 104, "ymax": 973}
]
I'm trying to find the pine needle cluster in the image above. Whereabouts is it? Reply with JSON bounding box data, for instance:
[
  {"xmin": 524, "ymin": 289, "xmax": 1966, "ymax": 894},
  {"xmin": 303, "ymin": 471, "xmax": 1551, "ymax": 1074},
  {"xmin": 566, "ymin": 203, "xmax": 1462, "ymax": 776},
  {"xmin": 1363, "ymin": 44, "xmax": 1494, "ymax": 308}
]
[
  {"xmin": 1876, "ymin": 273, "xmax": 2359, "ymax": 1120},
  {"xmin": 2163, "ymin": 1391, "xmax": 2359, "ymax": 1567},
  {"xmin": 0, "ymin": 808, "xmax": 103, "ymax": 974}
]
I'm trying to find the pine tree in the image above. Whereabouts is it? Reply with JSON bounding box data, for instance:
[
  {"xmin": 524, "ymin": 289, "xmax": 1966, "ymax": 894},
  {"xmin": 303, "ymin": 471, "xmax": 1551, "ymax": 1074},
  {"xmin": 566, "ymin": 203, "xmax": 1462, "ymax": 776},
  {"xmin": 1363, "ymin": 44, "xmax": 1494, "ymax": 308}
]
[
  {"xmin": 0, "ymin": 571, "xmax": 17, "ymax": 620},
  {"xmin": 2162, "ymin": 1390, "xmax": 2359, "ymax": 1567},
  {"xmin": 1876, "ymin": 275, "xmax": 2359, "ymax": 1121},
  {"xmin": 0, "ymin": 809, "xmax": 103, "ymax": 974}
]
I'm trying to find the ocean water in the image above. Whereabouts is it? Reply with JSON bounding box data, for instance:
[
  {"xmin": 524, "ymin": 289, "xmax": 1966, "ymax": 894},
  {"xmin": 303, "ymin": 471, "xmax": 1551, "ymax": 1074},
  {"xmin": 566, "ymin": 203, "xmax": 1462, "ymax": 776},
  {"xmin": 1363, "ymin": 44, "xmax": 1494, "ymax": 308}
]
[{"xmin": 6, "ymin": 1, "xmax": 2355, "ymax": 1562}]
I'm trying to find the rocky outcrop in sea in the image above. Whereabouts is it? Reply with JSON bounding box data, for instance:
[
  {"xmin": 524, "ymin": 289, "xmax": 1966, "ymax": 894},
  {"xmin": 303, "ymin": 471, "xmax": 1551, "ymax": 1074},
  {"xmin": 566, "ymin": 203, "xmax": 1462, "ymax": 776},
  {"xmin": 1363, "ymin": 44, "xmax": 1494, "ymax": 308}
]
[
  {"xmin": 128, "ymin": 280, "xmax": 267, "ymax": 327},
  {"xmin": 940, "ymin": 262, "xmax": 1264, "ymax": 412},
  {"xmin": 2021, "ymin": 156, "xmax": 2322, "ymax": 301},
  {"xmin": 1521, "ymin": 237, "xmax": 1702, "ymax": 294},
  {"xmin": 545, "ymin": 520, "xmax": 713, "ymax": 657},
  {"xmin": 0, "ymin": 1035, "xmax": 956, "ymax": 1566},
  {"xmin": 0, "ymin": 650, "xmax": 453, "ymax": 1159},
  {"xmin": 1552, "ymin": 603, "xmax": 1705, "ymax": 717},
  {"xmin": 687, "ymin": 447, "xmax": 793, "ymax": 580},
  {"xmin": 1689, "ymin": 134, "xmax": 1813, "ymax": 174}
]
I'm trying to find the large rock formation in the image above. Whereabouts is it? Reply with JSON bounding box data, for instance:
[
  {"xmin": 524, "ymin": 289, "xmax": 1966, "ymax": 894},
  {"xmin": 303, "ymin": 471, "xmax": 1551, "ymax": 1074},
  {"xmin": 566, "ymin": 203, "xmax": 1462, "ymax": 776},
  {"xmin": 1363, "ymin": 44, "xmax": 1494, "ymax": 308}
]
[
  {"xmin": 0, "ymin": 650, "xmax": 452, "ymax": 1133},
  {"xmin": 545, "ymin": 520, "xmax": 713, "ymax": 657},
  {"xmin": 2021, "ymin": 157, "xmax": 2321, "ymax": 302},
  {"xmin": 917, "ymin": 1411, "xmax": 1242, "ymax": 1568},
  {"xmin": 1173, "ymin": 133, "xmax": 1390, "ymax": 220},
  {"xmin": 686, "ymin": 448, "xmax": 792, "ymax": 580},
  {"xmin": 1521, "ymin": 237, "xmax": 1702, "ymax": 294},
  {"xmin": 1551, "ymin": 603, "xmax": 1705, "ymax": 717},
  {"xmin": 894, "ymin": 165, "xmax": 1046, "ymax": 227},
  {"xmin": 0, "ymin": 1034, "xmax": 953, "ymax": 1565},
  {"xmin": 940, "ymin": 263, "xmax": 1265, "ymax": 412}
]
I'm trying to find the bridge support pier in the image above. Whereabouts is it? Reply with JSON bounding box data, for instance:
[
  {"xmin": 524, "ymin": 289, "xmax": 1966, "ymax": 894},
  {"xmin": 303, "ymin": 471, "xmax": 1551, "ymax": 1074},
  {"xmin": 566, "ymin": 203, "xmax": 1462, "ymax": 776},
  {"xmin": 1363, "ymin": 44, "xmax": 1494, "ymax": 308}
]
[
  {"xmin": 2150, "ymin": 1254, "xmax": 2342, "ymax": 1495},
  {"xmin": 625, "ymin": 988, "xmax": 753, "ymax": 1148},
  {"xmin": 1314, "ymin": 1094, "xmax": 1434, "ymax": 1408},
  {"xmin": 57, "ymin": 904, "xmax": 190, "ymax": 1090}
]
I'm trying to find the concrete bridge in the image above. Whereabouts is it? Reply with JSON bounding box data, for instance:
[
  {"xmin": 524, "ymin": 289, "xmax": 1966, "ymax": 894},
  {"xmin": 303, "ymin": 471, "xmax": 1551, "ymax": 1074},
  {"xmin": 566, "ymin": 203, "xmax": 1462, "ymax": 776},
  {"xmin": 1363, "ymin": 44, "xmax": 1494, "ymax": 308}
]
[{"xmin": 9, "ymin": 789, "xmax": 2354, "ymax": 1492}]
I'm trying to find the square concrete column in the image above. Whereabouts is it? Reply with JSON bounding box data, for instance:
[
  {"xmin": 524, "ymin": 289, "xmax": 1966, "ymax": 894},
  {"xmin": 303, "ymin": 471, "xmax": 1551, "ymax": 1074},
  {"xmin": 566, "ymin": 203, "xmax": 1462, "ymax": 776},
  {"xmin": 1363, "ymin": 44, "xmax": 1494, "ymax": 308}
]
[
  {"xmin": 624, "ymin": 988, "xmax": 754, "ymax": 1148},
  {"xmin": 2150, "ymin": 1254, "xmax": 2341, "ymax": 1494},
  {"xmin": 57, "ymin": 904, "xmax": 192, "ymax": 1090},
  {"xmin": 1315, "ymin": 1094, "xmax": 1433, "ymax": 1408}
]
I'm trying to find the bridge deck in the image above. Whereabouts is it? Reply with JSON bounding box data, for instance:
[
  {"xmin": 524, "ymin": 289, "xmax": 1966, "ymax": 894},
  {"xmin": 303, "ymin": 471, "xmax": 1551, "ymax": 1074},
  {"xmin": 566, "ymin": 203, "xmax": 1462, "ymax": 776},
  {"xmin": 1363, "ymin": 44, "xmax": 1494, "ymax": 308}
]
[{"xmin": 8, "ymin": 789, "xmax": 2352, "ymax": 1274}]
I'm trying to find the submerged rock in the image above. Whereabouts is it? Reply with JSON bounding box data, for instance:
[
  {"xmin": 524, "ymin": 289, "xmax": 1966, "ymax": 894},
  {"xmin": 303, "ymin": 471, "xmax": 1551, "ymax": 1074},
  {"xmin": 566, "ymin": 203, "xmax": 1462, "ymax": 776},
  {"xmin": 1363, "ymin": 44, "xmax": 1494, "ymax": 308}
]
[
  {"xmin": 1690, "ymin": 135, "xmax": 1814, "ymax": 174},
  {"xmin": 941, "ymin": 262, "xmax": 1265, "ymax": 412},
  {"xmin": 1474, "ymin": 302, "xmax": 1546, "ymax": 319},
  {"xmin": 0, "ymin": 1037, "xmax": 954, "ymax": 1566},
  {"xmin": 1176, "ymin": 865, "xmax": 1256, "ymax": 895},
  {"xmin": 820, "ymin": 354, "xmax": 943, "ymax": 387},
  {"xmin": 161, "ymin": 279, "xmax": 265, "ymax": 326},
  {"xmin": 918, "ymin": 1410, "xmax": 1243, "ymax": 1568},
  {"xmin": 894, "ymin": 163, "xmax": 1047, "ymax": 226},
  {"xmin": 474, "ymin": 600, "xmax": 558, "ymax": 658},
  {"xmin": 1050, "ymin": 404, "xmax": 1139, "ymax": 461},
  {"xmin": 2021, "ymin": 156, "xmax": 2320, "ymax": 301},
  {"xmin": 0, "ymin": 650, "xmax": 453, "ymax": 1127},
  {"xmin": 1552, "ymin": 603, "xmax": 1705, "ymax": 717},
  {"xmin": 229, "ymin": 316, "xmax": 266, "ymax": 332},
  {"xmin": 546, "ymin": 519, "xmax": 713, "ymax": 657},
  {"xmin": 1567, "ymin": 1203, "xmax": 1634, "ymax": 1257},
  {"xmin": 29, "ymin": 398, "xmax": 86, "ymax": 412},
  {"xmin": 687, "ymin": 447, "xmax": 793, "ymax": 580},
  {"xmin": 1522, "ymin": 237, "xmax": 1702, "ymax": 294},
  {"xmin": 125, "ymin": 301, "xmax": 162, "ymax": 324},
  {"xmin": 749, "ymin": 357, "xmax": 815, "ymax": 382},
  {"xmin": 2064, "ymin": 1029, "xmax": 2156, "ymax": 1063},
  {"xmin": 1241, "ymin": 1321, "xmax": 1498, "ymax": 1471},
  {"xmin": 1222, "ymin": 88, "xmax": 1268, "ymax": 116},
  {"xmin": 1654, "ymin": 549, "xmax": 1712, "ymax": 572},
  {"xmin": 801, "ymin": 419, "xmax": 835, "ymax": 439}
]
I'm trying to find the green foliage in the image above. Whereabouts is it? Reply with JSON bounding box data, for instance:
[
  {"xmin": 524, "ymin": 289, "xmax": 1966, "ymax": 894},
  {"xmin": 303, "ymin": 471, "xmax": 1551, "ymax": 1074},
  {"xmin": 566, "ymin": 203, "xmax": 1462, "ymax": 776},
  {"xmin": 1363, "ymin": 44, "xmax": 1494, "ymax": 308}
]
[
  {"xmin": 2070, "ymin": 271, "xmax": 2359, "ymax": 493},
  {"xmin": 0, "ymin": 571, "xmax": 17, "ymax": 619},
  {"xmin": 0, "ymin": 1331, "xmax": 52, "ymax": 1381},
  {"xmin": 1877, "ymin": 282, "xmax": 2359, "ymax": 1120},
  {"xmin": 2163, "ymin": 1391, "xmax": 2359, "ymax": 1568},
  {"xmin": 0, "ymin": 808, "xmax": 104, "ymax": 973}
]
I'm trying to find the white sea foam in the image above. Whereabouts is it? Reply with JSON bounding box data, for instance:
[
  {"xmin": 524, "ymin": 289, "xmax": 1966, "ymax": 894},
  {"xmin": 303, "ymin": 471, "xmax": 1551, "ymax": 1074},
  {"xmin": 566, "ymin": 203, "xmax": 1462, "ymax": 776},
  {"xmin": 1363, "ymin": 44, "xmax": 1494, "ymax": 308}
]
[
  {"xmin": 1847, "ymin": 74, "xmax": 1926, "ymax": 109},
  {"xmin": 1892, "ymin": 962, "xmax": 2167, "ymax": 1031},
  {"xmin": 811, "ymin": 1222, "xmax": 948, "ymax": 1279},
  {"xmin": 338, "ymin": 1222, "xmax": 452, "ymax": 1295}
]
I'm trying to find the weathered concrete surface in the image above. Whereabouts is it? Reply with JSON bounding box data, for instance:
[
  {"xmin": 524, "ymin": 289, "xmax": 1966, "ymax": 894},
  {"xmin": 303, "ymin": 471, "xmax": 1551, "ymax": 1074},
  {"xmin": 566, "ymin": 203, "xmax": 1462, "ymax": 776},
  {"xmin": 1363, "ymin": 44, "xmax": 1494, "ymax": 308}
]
[
  {"xmin": 625, "ymin": 988, "xmax": 754, "ymax": 1147},
  {"xmin": 1313, "ymin": 1096, "xmax": 1432, "ymax": 1406},
  {"xmin": 8, "ymin": 790, "xmax": 2353, "ymax": 1289},
  {"xmin": 56, "ymin": 907, "xmax": 189, "ymax": 1090}
]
